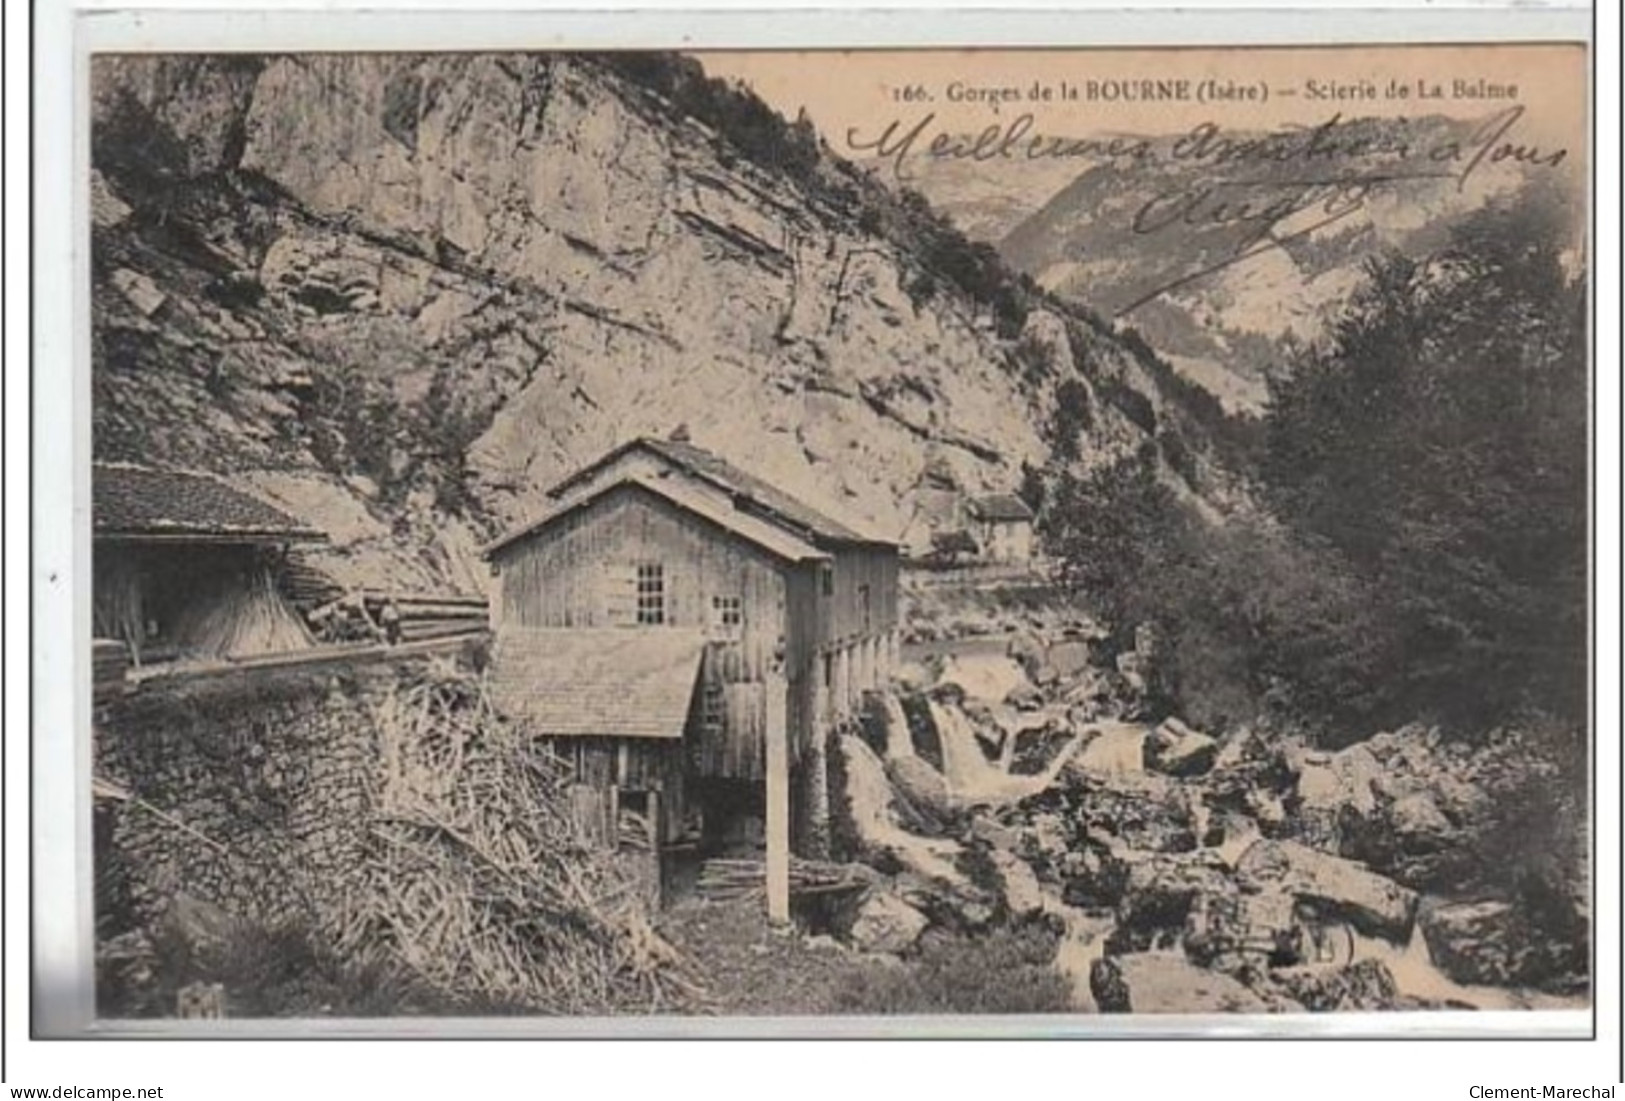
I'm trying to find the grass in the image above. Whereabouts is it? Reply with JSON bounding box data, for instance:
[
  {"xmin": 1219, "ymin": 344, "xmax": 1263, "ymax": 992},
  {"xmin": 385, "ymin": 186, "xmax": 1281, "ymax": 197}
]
[
  {"xmin": 97, "ymin": 914, "xmax": 531, "ymax": 1019},
  {"xmin": 661, "ymin": 895, "xmax": 1073, "ymax": 1017},
  {"xmin": 830, "ymin": 922, "xmax": 1072, "ymax": 1015}
]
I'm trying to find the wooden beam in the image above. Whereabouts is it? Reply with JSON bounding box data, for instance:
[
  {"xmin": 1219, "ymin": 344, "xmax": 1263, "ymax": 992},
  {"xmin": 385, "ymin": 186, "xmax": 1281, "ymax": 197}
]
[
  {"xmin": 95, "ymin": 532, "xmax": 325, "ymax": 546},
  {"xmin": 765, "ymin": 673, "xmax": 790, "ymax": 926},
  {"xmin": 648, "ymin": 790, "xmax": 664, "ymax": 911},
  {"xmin": 832, "ymin": 646, "xmax": 850, "ymax": 720}
]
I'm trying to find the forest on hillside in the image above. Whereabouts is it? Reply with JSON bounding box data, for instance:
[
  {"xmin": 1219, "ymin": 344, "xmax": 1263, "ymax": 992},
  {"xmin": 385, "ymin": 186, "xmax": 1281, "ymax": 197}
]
[{"xmin": 1035, "ymin": 189, "xmax": 1587, "ymax": 933}]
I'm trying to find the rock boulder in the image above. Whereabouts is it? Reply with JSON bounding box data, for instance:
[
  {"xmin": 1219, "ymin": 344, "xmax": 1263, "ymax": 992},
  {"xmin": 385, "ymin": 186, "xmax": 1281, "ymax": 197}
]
[
  {"xmin": 1091, "ymin": 953, "xmax": 1270, "ymax": 1013},
  {"xmin": 1235, "ymin": 839, "xmax": 1418, "ymax": 944},
  {"xmin": 1145, "ymin": 718, "xmax": 1219, "ymax": 778},
  {"xmin": 1418, "ymin": 900, "xmax": 1533, "ymax": 987},
  {"xmin": 1107, "ymin": 851, "xmax": 1238, "ymax": 953},
  {"xmin": 1183, "ymin": 890, "xmax": 1302, "ymax": 973},
  {"xmin": 1271, "ymin": 959, "xmax": 1401, "ymax": 1011},
  {"xmin": 848, "ymin": 891, "xmax": 929, "ymax": 955}
]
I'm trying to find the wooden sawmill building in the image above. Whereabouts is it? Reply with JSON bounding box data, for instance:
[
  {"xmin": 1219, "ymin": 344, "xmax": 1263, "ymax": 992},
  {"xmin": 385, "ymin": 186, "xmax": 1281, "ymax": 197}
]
[{"xmin": 482, "ymin": 433, "xmax": 901, "ymax": 913}]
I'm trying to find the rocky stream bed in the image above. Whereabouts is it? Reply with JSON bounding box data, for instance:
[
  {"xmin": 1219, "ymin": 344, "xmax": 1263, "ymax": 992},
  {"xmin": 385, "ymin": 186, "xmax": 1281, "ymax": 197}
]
[{"xmin": 807, "ymin": 632, "xmax": 1588, "ymax": 1015}]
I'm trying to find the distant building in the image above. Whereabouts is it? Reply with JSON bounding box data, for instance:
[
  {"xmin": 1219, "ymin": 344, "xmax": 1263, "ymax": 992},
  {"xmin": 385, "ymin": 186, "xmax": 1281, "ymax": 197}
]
[
  {"xmin": 964, "ymin": 493, "xmax": 1036, "ymax": 565},
  {"xmin": 93, "ymin": 463, "xmax": 327, "ymax": 665},
  {"xmin": 481, "ymin": 434, "xmax": 901, "ymax": 908}
]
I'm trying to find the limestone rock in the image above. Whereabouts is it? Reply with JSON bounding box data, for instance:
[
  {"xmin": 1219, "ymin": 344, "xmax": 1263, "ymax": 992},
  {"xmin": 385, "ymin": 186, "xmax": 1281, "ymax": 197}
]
[
  {"xmin": 90, "ymin": 170, "xmax": 132, "ymax": 228},
  {"xmin": 1004, "ymin": 682, "xmax": 1044, "ymax": 712},
  {"xmin": 892, "ymin": 871, "xmax": 998, "ymax": 933},
  {"xmin": 1271, "ymin": 959, "xmax": 1401, "ymax": 1012},
  {"xmin": 1418, "ymin": 900, "xmax": 1532, "ymax": 987},
  {"xmin": 988, "ymin": 849, "xmax": 1046, "ymax": 918},
  {"xmin": 1109, "ymin": 851, "xmax": 1237, "ymax": 952},
  {"xmin": 1235, "ymin": 839, "xmax": 1418, "ymax": 944},
  {"xmin": 1072, "ymin": 769, "xmax": 1198, "ymax": 854},
  {"xmin": 1073, "ymin": 723, "xmax": 1148, "ymax": 777},
  {"xmin": 111, "ymin": 269, "xmax": 167, "ymax": 317},
  {"xmin": 1091, "ymin": 952, "xmax": 1270, "ymax": 1014},
  {"xmin": 1145, "ymin": 718, "xmax": 1218, "ymax": 778},
  {"xmin": 1183, "ymin": 889, "xmax": 1302, "ymax": 972},
  {"xmin": 848, "ymin": 891, "xmax": 929, "ymax": 955}
]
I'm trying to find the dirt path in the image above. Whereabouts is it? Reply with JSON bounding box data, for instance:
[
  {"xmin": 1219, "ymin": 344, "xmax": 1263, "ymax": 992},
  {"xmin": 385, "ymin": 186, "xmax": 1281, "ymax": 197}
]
[{"xmin": 659, "ymin": 895, "xmax": 877, "ymax": 1016}]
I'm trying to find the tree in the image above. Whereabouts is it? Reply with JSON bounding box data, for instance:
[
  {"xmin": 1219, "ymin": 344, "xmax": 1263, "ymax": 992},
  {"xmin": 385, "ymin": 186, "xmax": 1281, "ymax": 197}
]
[
  {"xmin": 1039, "ymin": 445, "xmax": 1190, "ymax": 637},
  {"xmin": 1048, "ymin": 378, "xmax": 1094, "ymax": 462},
  {"xmin": 1037, "ymin": 189, "xmax": 1585, "ymax": 736},
  {"xmin": 1263, "ymin": 190, "xmax": 1587, "ymax": 725}
]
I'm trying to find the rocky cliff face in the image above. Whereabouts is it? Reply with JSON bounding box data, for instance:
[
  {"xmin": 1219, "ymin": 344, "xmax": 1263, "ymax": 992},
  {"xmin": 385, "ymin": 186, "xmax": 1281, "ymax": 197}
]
[{"xmin": 92, "ymin": 53, "xmax": 1167, "ymax": 592}]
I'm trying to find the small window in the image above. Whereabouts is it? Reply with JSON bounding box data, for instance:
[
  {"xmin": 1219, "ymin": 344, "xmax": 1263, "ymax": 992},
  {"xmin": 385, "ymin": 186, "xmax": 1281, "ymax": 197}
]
[
  {"xmin": 702, "ymin": 678, "xmax": 725, "ymax": 732},
  {"xmin": 710, "ymin": 595, "xmax": 743, "ymax": 632},
  {"xmin": 820, "ymin": 564, "xmax": 834, "ymax": 597},
  {"xmin": 636, "ymin": 563, "xmax": 665, "ymax": 625},
  {"xmin": 858, "ymin": 583, "xmax": 872, "ymax": 633}
]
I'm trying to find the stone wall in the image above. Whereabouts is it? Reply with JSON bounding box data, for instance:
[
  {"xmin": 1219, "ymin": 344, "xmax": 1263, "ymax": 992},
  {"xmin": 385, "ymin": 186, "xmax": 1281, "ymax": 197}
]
[{"xmin": 93, "ymin": 647, "xmax": 470, "ymax": 938}]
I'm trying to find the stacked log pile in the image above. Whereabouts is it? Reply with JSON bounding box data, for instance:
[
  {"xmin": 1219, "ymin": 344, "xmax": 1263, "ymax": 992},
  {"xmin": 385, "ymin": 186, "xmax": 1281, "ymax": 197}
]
[
  {"xmin": 278, "ymin": 552, "xmax": 345, "ymax": 610},
  {"xmin": 93, "ymin": 638, "xmax": 131, "ymax": 701},
  {"xmin": 696, "ymin": 857, "xmax": 872, "ymax": 902},
  {"xmin": 307, "ymin": 590, "xmax": 487, "ymax": 646}
]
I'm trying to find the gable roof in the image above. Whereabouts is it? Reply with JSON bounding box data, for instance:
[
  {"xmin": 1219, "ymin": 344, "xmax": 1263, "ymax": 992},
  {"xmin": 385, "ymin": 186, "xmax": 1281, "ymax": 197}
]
[
  {"xmin": 94, "ymin": 463, "xmax": 326, "ymax": 542},
  {"xmin": 487, "ymin": 626, "xmax": 706, "ymax": 739},
  {"xmin": 543, "ymin": 436, "xmax": 893, "ymax": 548},
  {"xmin": 965, "ymin": 493, "xmax": 1035, "ymax": 524},
  {"xmin": 482, "ymin": 473, "xmax": 832, "ymax": 563}
]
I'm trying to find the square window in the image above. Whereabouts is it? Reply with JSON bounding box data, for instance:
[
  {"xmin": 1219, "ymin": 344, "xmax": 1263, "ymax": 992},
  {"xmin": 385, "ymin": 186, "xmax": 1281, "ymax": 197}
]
[
  {"xmin": 636, "ymin": 563, "xmax": 664, "ymax": 625},
  {"xmin": 711, "ymin": 595, "xmax": 743, "ymax": 630}
]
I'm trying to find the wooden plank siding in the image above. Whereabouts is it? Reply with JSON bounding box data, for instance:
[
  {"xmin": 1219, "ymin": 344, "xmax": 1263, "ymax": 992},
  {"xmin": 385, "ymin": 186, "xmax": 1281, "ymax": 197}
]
[
  {"xmin": 489, "ymin": 467, "xmax": 902, "ymax": 874},
  {"xmin": 782, "ymin": 565, "xmax": 823, "ymax": 764},
  {"xmin": 549, "ymin": 737, "xmax": 688, "ymax": 845},
  {"xmin": 494, "ymin": 484, "xmax": 791, "ymax": 782},
  {"xmin": 823, "ymin": 545, "xmax": 900, "ymax": 646}
]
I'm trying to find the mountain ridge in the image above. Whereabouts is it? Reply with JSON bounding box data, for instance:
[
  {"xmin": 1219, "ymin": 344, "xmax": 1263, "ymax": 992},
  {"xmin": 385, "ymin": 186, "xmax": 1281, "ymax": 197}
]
[{"xmin": 92, "ymin": 52, "xmax": 1219, "ymax": 593}]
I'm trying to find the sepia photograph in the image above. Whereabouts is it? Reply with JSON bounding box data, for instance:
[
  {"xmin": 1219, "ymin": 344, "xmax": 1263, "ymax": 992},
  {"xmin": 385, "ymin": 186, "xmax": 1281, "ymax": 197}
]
[{"xmin": 81, "ymin": 40, "xmax": 1590, "ymax": 1030}]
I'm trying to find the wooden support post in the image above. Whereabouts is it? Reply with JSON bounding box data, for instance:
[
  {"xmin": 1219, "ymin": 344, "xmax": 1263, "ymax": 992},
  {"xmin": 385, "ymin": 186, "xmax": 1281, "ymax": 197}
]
[
  {"xmin": 648, "ymin": 790, "xmax": 663, "ymax": 912},
  {"xmin": 487, "ymin": 567, "xmax": 503, "ymax": 631},
  {"xmin": 765, "ymin": 674, "xmax": 791, "ymax": 926},
  {"xmin": 834, "ymin": 646, "xmax": 851, "ymax": 718},
  {"xmin": 803, "ymin": 720, "xmax": 832, "ymax": 860}
]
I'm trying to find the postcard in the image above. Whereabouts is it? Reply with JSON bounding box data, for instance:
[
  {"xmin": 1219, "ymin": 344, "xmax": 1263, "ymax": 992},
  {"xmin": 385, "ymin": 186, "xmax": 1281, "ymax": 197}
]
[{"xmin": 66, "ymin": 33, "xmax": 1590, "ymax": 1037}]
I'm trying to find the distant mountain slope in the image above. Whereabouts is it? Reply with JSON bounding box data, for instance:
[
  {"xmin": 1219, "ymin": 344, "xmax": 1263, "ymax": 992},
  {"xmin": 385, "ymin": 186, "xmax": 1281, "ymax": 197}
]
[
  {"xmin": 997, "ymin": 113, "xmax": 1577, "ymax": 410},
  {"xmin": 868, "ymin": 152, "xmax": 1091, "ymax": 244},
  {"xmin": 886, "ymin": 113, "xmax": 1578, "ymax": 415},
  {"xmin": 92, "ymin": 53, "xmax": 1210, "ymax": 591}
]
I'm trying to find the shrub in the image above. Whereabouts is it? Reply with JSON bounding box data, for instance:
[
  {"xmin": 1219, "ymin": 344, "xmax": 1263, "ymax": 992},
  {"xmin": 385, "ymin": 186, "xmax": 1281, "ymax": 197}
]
[
  {"xmin": 1011, "ymin": 331, "xmax": 1054, "ymax": 390},
  {"xmin": 1158, "ymin": 426, "xmax": 1198, "ymax": 488},
  {"xmin": 96, "ymin": 912, "xmax": 487, "ymax": 1019},
  {"xmin": 1048, "ymin": 378, "xmax": 1094, "ymax": 462},
  {"xmin": 1097, "ymin": 376, "xmax": 1157, "ymax": 435},
  {"xmin": 832, "ymin": 922, "xmax": 1072, "ymax": 1015}
]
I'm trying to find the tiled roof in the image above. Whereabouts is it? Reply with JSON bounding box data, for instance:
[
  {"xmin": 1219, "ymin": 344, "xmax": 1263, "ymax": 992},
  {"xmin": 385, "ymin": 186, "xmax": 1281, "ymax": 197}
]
[
  {"xmin": 487, "ymin": 627, "xmax": 706, "ymax": 739},
  {"xmin": 94, "ymin": 463, "xmax": 326, "ymax": 541},
  {"xmin": 543, "ymin": 436, "xmax": 893, "ymax": 547},
  {"xmin": 482, "ymin": 476, "xmax": 830, "ymax": 563},
  {"xmin": 966, "ymin": 493, "xmax": 1035, "ymax": 523}
]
